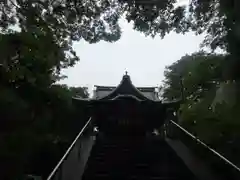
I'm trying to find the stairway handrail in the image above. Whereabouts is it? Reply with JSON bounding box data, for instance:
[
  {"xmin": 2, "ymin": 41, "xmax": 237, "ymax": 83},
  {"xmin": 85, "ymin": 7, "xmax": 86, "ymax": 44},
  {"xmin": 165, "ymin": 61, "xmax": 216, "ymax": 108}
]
[
  {"xmin": 47, "ymin": 117, "xmax": 92, "ymax": 180},
  {"xmin": 170, "ymin": 120, "xmax": 240, "ymax": 173}
]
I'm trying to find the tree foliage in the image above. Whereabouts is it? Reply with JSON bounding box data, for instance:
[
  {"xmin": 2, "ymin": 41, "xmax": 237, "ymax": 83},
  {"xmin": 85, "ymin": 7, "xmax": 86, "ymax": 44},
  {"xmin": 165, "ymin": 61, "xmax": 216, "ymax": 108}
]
[
  {"xmin": 1, "ymin": 0, "xmax": 240, "ymax": 178},
  {"xmin": 162, "ymin": 52, "xmax": 240, "ymax": 166},
  {"xmin": 0, "ymin": 82, "xmax": 89, "ymax": 179},
  {"xmin": 1, "ymin": 0, "xmax": 238, "ymax": 46},
  {"xmin": 1, "ymin": 0, "xmax": 240, "ymax": 80},
  {"xmin": 1, "ymin": 0, "xmax": 239, "ymax": 48},
  {"xmin": 0, "ymin": 39, "xmax": 90, "ymax": 179},
  {"xmin": 163, "ymin": 52, "xmax": 225, "ymax": 102},
  {"xmin": 0, "ymin": 1, "xmax": 94, "ymax": 178}
]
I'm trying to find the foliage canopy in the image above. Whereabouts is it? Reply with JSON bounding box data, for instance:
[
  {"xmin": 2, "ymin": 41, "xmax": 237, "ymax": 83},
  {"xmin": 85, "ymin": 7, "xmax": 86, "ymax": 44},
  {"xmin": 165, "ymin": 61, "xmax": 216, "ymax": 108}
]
[{"xmin": 162, "ymin": 52, "xmax": 240, "ymax": 166}]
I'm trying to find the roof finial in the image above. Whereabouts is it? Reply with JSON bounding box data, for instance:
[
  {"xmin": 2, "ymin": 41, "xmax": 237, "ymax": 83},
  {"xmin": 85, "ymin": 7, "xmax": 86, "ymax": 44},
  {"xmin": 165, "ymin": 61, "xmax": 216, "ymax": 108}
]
[{"xmin": 125, "ymin": 71, "xmax": 128, "ymax": 75}]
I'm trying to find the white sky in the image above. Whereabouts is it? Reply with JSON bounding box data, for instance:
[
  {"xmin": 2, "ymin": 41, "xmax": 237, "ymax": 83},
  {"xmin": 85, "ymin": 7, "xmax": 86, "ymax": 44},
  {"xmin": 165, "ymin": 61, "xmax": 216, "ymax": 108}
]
[{"xmin": 59, "ymin": 19, "xmax": 204, "ymax": 90}]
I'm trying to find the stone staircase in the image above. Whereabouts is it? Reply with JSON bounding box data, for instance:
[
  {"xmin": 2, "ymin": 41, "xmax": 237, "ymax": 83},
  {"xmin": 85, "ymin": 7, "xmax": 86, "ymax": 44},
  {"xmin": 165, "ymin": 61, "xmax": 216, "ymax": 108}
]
[{"xmin": 82, "ymin": 135, "xmax": 197, "ymax": 180}]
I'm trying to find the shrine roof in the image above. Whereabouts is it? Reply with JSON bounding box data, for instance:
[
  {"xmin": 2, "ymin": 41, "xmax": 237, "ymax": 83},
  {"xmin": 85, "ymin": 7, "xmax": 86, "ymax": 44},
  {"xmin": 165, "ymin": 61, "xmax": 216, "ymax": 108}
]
[{"xmin": 94, "ymin": 74, "xmax": 159, "ymax": 101}]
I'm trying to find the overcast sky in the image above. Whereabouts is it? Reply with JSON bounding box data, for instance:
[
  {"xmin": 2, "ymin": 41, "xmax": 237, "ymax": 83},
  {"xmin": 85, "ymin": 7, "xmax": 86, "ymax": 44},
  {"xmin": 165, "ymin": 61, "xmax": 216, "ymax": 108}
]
[{"xmin": 59, "ymin": 18, "xmax": 204, "ymax": 90}]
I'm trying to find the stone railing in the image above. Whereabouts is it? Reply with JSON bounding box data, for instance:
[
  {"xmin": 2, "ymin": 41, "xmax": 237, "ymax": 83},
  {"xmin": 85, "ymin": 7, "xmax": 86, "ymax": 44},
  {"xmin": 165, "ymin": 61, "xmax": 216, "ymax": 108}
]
[
  {"xmin": 166, "ymin": 120, "xmax": 240, "ymax": 180},
  {"xmin": 47, "ymin": 117, "xmax": 94, "ymax": 180}
]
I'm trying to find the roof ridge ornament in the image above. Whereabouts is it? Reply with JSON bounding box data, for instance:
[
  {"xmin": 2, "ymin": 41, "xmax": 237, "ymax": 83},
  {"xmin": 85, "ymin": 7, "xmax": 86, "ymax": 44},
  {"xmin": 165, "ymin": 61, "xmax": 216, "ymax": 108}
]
[{"xmin": 123, "ymin": 71, "xmax": 130, "ymax": 78}]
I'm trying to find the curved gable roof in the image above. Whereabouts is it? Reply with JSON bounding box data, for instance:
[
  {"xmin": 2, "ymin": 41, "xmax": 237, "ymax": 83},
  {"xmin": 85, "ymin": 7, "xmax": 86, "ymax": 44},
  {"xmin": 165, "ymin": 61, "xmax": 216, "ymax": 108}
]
[{"xmin": 98, "ymin": 74, "xmax": 153, "ymax": 101}]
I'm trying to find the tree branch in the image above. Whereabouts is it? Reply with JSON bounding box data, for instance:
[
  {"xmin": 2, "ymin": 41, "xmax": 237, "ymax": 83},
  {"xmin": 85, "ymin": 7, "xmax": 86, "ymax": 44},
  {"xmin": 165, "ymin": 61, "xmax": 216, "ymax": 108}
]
[{"xmin": 9, "ymin": 0, "xmax": 20, "ymax": 9}]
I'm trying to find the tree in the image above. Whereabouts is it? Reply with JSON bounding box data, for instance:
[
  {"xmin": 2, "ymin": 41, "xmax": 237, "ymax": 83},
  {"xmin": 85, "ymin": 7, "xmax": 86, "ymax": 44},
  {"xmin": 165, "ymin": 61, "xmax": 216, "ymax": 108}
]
[
  {"xmin": 2, "ymin": 0, "xmax": 240, "ymax": 177},
  {"xmin": 0, "ymin": 2, "xmax": 96, "ymax": 177},
  {"xmin": 162, "ymin": 52, "xmax": 225, "ymax": 137},
  {"xmin": 69, "ymin": 86, "xmax": 89, "ymax": 98},
  {"xmin": 1, "ymin": 1, "xmax": 238, "ymax": 50},
  {"xmin": 1, "ymin": 1, "xmax": 239, "ymax": 80},
  {"xmin": 163, "ymin": 52, "xmax": 225, "ymax": 102},
  {"xmin": 162, "ymin": 52, "xmax": 240, "ymax": 166},
  {"xmin": 184, "ymin": 0, "xmax": 240, "ymax": 80},
  {"xmin": 0, "ymin": 82, "xmax": 89, "ymax": 179}
]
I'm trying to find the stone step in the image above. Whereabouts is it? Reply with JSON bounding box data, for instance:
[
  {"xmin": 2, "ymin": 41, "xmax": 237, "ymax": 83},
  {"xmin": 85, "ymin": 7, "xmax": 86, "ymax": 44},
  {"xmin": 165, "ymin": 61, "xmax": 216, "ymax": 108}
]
[{"xmin": 82, "ymin": 136, "xmax": 197, "ymax": 180}]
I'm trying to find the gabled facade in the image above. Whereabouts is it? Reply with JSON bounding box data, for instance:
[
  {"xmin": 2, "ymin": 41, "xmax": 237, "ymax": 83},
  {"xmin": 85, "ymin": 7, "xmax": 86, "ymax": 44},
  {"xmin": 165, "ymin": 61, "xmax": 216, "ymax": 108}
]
[{"xmin": 93, "ymin": 74, "xmax": 159, "ymax": 101}]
